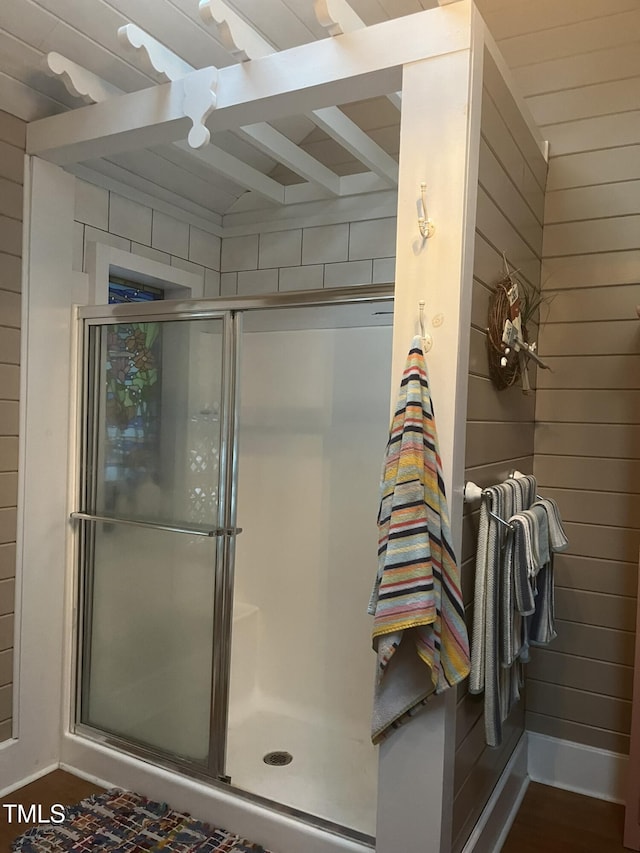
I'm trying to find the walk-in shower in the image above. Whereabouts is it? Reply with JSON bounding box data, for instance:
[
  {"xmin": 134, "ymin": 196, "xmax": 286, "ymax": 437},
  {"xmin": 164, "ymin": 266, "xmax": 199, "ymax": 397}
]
[{"xmin": 71, "ymin": 285, "xmax": 394, "ymax": 841}]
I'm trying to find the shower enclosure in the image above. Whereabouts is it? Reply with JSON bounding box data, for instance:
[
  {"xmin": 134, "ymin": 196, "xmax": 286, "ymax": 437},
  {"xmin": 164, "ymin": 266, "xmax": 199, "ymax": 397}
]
[{"xmin": 71, "ymin": 286, "xmax": 393, "ymax": 841}]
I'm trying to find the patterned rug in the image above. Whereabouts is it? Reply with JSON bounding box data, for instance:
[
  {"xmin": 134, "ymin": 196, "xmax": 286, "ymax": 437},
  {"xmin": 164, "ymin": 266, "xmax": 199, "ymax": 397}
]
[{"xmin": 12, "ymin": 788, "xmax": 271, "ymax": 852}]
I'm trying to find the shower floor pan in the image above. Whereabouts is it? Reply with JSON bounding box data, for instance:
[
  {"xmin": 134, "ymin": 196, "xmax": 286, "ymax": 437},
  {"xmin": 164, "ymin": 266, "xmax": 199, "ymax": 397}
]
[{"xmin": 226, "ymin": 705, "xmax": 377, "ymax": 838}]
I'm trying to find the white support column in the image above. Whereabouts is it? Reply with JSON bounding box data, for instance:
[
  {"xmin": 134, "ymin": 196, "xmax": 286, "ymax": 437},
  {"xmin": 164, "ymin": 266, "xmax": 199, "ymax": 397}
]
[
  {"xmin": 376, "ymin": 1, "xmax": 483, "ymax": 850},
  {"xmin": 0, "ymin": 157, "xmax": 79, "ymax": 796}
]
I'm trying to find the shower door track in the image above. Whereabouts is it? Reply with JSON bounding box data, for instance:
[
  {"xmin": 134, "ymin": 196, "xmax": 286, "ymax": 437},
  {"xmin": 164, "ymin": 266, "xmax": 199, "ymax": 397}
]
[
  {"xmin": 77, "ymin": 282, "xmax": 395, "ymax": 321},
  {"xmin": 71, "ymin": 283, "xmax": 393, "ymax": 845}
]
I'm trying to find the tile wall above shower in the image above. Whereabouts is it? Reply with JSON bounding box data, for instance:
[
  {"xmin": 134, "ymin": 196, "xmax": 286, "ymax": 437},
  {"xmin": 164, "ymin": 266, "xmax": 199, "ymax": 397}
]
[
  {"xmin": 73, "ymin": 178, "xmax": 397, "ymax": 301},
  {"xmin": 219, "ymin": 219, "xmax": 397, "ymax": 297},
  {"xmin": 73, "ymin": 180, "xmax": 222, "ymax": 297}
]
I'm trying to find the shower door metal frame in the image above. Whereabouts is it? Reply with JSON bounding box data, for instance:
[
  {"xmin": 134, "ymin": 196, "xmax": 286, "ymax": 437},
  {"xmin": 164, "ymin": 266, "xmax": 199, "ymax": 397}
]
[
  {"xmin": 71, "ymin": 284, "xmax": 393, "ymax": 842},
  {"xmin": 72, "ymin": 305, "xmax": 241, "ymax": 783}
]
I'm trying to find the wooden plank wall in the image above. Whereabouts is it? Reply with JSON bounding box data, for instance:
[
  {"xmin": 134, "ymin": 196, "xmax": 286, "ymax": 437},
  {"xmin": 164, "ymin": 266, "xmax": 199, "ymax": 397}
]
[
  {"xmin": 0, "ymin": 108, "xmax": 24, "ymax": 744},
  {"xmin": 451, "ymin": 49, "xmax": 547, "ymax": 852},
  {"xmin": 476, "ymin": 0, "xmax": 640, "ymax": 757}
]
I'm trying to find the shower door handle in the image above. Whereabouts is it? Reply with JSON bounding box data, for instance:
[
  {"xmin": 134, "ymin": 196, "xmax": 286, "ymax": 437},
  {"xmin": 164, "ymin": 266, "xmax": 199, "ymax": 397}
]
[{"xmin": 70, "ymin": 512, "xmax": 242, "ymax": 538}]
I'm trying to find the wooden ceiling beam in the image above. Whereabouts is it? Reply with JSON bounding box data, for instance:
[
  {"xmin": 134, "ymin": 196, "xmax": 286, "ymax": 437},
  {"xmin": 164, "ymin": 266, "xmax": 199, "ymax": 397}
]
[
  {"xmin": 42, "ymin": 51, "xmax": 285, "ymax": 203},
  {"xmin": 117, "ymin": 24, "xmax": 193, "ymax": 81},
  {"xmin": 117, "ymin": 21, "xmax": 389, "ymax": 191},
  {"xmin": 202, "ymin": 0, "xmax": 399, "ymax": 182},
  {"xmin": 27, "ymin": 5, "xmax": 470, "ymax": 165},
  {"xmin": 314, "ymin": 0, "xmax": 365, "ymax": 35},
  {"xmin": 199, "ymin": 0, "xmax": 274, "ymax": 61},
  {"xmin": 313, "ymin": 0, "xmax": 401, "ymax": 114},
  {"xmin": 117, "ymin": 24, "xmax": 342, "ymax": 194},
  {"xmin": 308, "ymin": 106, "xmax": 398, "ymax": 185},
  {"xmin": 173, "ymin": 140, "xmax": 285, "ymax": 203},
  {"xmin": 283, "ymin": 171, "xmax": 393, "ymax": 204},
  {"xmin": 44, "ymin": 53, "xmax": 122, "ymax": 104},
  {"xmin": 239, "ymin": 123, "xmax": 341, "ymax": 193}
]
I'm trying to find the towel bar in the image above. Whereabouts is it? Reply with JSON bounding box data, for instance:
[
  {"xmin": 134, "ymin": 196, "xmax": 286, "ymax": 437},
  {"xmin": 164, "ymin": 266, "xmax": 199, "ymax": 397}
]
[{"xmin": 463, "ymin": 480, "xmax": 514, "ymax": 531}]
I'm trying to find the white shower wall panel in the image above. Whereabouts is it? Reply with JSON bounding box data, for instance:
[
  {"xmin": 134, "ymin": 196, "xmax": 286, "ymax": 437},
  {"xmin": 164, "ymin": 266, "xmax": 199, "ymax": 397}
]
[{"xmin": 231, "ymin": 324, "xmax": 392, "ymax": 736}]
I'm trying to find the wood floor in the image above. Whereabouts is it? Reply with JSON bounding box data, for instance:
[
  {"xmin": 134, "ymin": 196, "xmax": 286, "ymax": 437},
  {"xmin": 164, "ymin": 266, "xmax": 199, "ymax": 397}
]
[
  {"xmin": 503, "ymin": 781, "xmax": 627, "ymax": 852},
  {"xmin": 0, "ymin": 769, "xmax": 103, "ymax": 849},
  {"xmin": 0, "ymin": 771, "xmax": 630, "ymax": 851}
]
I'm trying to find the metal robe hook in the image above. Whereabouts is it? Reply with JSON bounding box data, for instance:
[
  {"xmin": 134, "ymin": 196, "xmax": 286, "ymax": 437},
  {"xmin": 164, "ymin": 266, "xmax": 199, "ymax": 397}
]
[
  {"xmin": 419, "ymin": 300, "xmax": 433, "ymax": 353},
  {"xmin": 418, "ymin": 183, "xmax": 435, "ymax": 239}
]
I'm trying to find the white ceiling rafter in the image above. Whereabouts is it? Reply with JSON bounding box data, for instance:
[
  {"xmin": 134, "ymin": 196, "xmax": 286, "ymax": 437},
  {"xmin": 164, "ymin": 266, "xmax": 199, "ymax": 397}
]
[
  {"xmin": 117, "ymin": 23, "xmax": 194, "ymax": 81},
  {"xmin": 117, "ymin": 20, "xmax": 397, "ymax": 193},
  {"xmin": 199, "ymin": 0, "xmax": 400, "ymax": 183},
  {"xmin": 98, "ymin": 0, "xmax": 234, "ymax": 68},
  {"xmin": 43, "ymin": 52, "xmax": 122, "ymax": 104},
  {"xmin": 28, "ymin": 10, "xmax": 469, "ymax": 165},
  {"xmin": 239, "ymin": 123, "xmax": 341, "ymax": 193},
  {"xmin": 209, "ymin": 0, "xmax": 314, "ymax": 49},
  {"xmin": 313, "ymin": 0, "xmax": 368, "ymax": 35},
  {"xmin": 43, "ymin": 50, "xmax": 283, "ymax": 203},
  {"xmin": 308, "ymin": 106, "xmax": 398, "ymax": 184},
  {"xmin": 40, "ymin": 47, "xmax": 385, "ymax": 205},
  {"xmin": 118, "ymin": 24, "xmax": 345, "ymax": 192},
  {"xmin": 198, "ymin": 0, "xmax": 299, "ymax": 56},
  {"xmin": 314, "ymin": 0, "xmax": 363, "ymax": 35},
  {"xmin": 284, "ymin": 171, "xmax": 391, "ymax": 203},
  {"xmin": 310, "ymin": 0, "xmax": 402, "ymax": 113},
  {"xmin": 198, "ymin": 0, "xmax": 262, "ymax": 61},
  {"xmin": 173, "ymin": 140, "xmax": 285, "ymax": 203}
]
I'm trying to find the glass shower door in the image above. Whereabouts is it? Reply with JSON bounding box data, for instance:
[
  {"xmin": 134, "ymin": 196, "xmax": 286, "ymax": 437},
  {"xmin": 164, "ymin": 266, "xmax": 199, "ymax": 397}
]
[{"xmin": 75, "ymin": 313, "xmax": 236, "ymax": 773}]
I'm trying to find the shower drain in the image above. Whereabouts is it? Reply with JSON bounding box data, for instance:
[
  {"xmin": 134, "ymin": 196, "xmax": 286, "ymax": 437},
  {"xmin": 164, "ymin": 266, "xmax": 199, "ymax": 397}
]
[{"xmin": 263, "ymin": 750, "xmax": 293, "ymax": 766}]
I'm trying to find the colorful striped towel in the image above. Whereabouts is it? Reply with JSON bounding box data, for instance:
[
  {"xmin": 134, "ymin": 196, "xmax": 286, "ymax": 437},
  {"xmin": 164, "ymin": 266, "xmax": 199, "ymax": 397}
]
[{"xmin": 368, "ymin": 337, "xmax": 470, "ymax": 743}]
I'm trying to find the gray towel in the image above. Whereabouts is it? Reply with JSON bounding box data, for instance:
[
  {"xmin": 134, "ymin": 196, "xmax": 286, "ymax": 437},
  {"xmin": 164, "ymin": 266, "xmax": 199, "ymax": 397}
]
[
  {"xmin": 470, "ymin": 484, "xmax": 505, "ymax": 748},
  {"xmin": 469, "ymin": 473, "xmax": 567, "ymax": 748},
  {"xmin": 471, "ymin": 480, "xmax": 531, "ymax": 747},
  {"xmin": 510, "ymin": 499, "xmax": 565, "ymax": 655},
  {"xmin": 529, "ymin": 562, "xmax": 557, "ymax": 646},
  {"xmin": 532, "ymin": 497, "xmax": 569, "ymax": 553}
]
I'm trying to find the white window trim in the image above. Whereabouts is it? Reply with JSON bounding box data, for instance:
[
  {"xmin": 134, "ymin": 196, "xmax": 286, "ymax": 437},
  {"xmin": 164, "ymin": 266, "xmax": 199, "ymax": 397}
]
[{"xmin": 86, "ymin": 241, "xmax": 204, "ymax": 304}]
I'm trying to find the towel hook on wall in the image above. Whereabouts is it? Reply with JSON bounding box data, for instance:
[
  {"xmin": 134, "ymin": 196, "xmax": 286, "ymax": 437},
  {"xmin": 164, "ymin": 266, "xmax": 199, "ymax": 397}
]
[
  {"xmin": 418, "ymin": 183, "xmax": 435, "ymax": 239},
  {"xmin": 419, "ymin": 300, "xmax": 433, "ymax": 353}
]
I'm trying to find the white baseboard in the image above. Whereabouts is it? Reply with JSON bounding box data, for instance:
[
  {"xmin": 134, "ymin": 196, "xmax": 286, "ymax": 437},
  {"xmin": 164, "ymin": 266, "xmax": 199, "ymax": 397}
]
[
  {"xmin": 58, "ymin": 762, "xmax": 115, "ymax": 792},
  {"xmin": 0, "ymin": 762, "xmax": 59, "ymax": 799},
  {"xmin": 461, "ymin": 734, "xmax": 529, "ymax": 853},
  {"xmin": 527, "ymin": 732, "xmax": 628, "ymax": 804}
]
